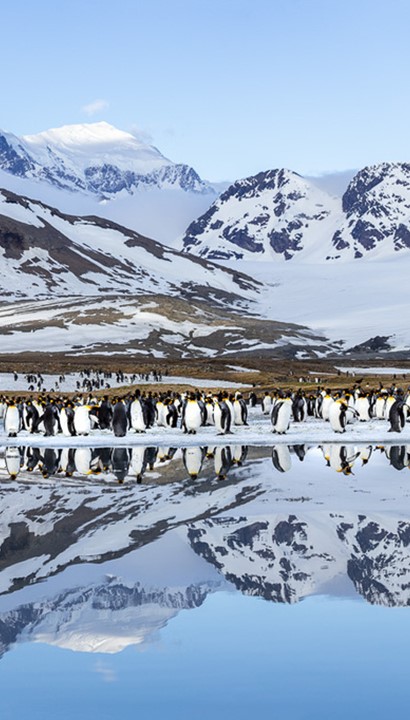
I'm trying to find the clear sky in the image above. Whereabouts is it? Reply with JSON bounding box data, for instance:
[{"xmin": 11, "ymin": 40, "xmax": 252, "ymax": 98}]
[{"xmin": 1, "ymin": 0, "xmax": 409, "ymax": 181}]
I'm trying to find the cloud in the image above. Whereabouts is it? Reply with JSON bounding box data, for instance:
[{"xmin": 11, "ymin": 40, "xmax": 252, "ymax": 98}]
[
  {"xmin": 129, "ymin": 124, "xmax": 153, "ymax": 145},
  {"xmin": 82, "ymin": 99, "xmax": 110, "ymax": 116},
  {"xmin": 94, "ymin": 660, "xmax": 117, "ymax": 683}
]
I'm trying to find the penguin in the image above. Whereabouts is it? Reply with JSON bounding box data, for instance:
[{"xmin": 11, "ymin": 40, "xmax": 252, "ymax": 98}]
[
  {"xmin": 4, "ymin": 400, "xmax": 21, "ymax": 437},
  {"xmin": 271, "ymin": 445, "xmax": 292, "ymax": 473},
  {"xmin": 182, "ymin": 446, "xmax": 205, "ymax": 479},
  {"xmin": 204, "ymin": 396, "xmax": 214, "ymax": 426},
  {"xmin": 60, "ymin": 401, "xmax": 76, "ymax": 437},
  {"xmin": 181, "ymin": 393, "xmax": 203, "ymax": 434},
  {"xmin": 321, "ymin": 392, "xmax": 334, "ymax": 421},
  {"xmin": 384, "ymin": 395, "xmax": 397, "ymax": 421},
  {"xmin": 112, "ymin": 399, "xmax": 128, "ymax": 437},
  {"xmin": 388, "ymin": 399, "xmax": 407, "ymax": 433},
  {"xmin": 155, "ymin": 396, "xmax": 168, "ymax": 427},
  {"xmin": 271, "ymin": 396, "xmax": 292, "ymax": 434},
  {"xmin": 355, "ymin": 393, "xmax": 372, "ymax": 422},
  {"xmin": 213, "ymin": 394, "xmax": 232, "ymax": 435},
  {"xmin": 292, "ymin": 392, "xmax": 307, "ymax": 422},
  {"xmin": 74, "ymin": 404, "xmax": 91, "ymax": 436},
  {"xmin": 329, "ymin": 398, "xmax": 348, "ymax": 433},
  {"xmin": 23, "ymin": 399, "xmax": 39, "ymax": 432},
  {"xmin": 356, "ymin": 444, "xmax": 373, "ymax": 466},
  {"xmin": 164, "ymin": 399, "xmax": 179, "ymax": 428},
  {"xmin": 129, "ymin": 394, "xmax": 147, "ymax": 432},
  {"xmin": 262, "ymin": 392, "xmax": 272, "ymax": 415},
  {"xmin": 98, "ymin": 396, "xmax": 113, "ymax": 431},
  {"xmin": 233, "ymin": 393, "xmax": 248, "ymax": 426}
]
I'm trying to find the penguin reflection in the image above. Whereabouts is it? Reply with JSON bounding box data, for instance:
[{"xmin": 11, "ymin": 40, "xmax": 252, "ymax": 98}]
[
  {"xmin": 271, "ymin": 445, "xmax": 292, "ymax": 473},
  {"xmin": 322, "ymin": 445, "xmax": 360, "ymax": 475},
  {"xmin": 182, "ymin": 446, "xmax": 206, "ymax": 479},
  {"xmin": 5, "ymin": 446, "xmax": 23, "ymax": 479}
]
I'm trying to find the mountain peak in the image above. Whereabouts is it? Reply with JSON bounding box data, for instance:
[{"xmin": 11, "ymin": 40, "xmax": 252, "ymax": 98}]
[{"xmin": 23, "ymin": 121, "xmax": 149, "ymax": 151}]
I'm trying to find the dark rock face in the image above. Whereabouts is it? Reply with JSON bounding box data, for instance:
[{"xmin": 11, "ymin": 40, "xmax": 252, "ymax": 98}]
[{"xmin": 0, "ymin": 136, "xmax": 34, "ymax": 176}]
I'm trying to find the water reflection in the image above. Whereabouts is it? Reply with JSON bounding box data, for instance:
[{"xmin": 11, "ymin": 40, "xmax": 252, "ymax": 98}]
[
  {"xmin": 0, "ymin": 443, "xmax": 409, "ymax": 482},
  {"xmin": 0, "ymin": 442, "xmax": 410, "ymax": 665}
]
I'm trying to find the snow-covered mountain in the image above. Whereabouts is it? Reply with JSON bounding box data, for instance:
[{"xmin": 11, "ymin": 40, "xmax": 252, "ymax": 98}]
[
  {"xmin": 0, "ymin": 122, "xmax": 217, "ymax": 244},
  {"xmin": 180, "ymin": 163, "xmax": 410, "ymax": 263},
  {"xmin": 0, "ymin": 122, "xmax": 211, "ymax": 195},
  {"xmin": 0, "ymin": 188, "xmax": 337, "ymax": 357},
  {"xmin": 182, "ymin": 169, "xmax": 340, "ymax": 262}
]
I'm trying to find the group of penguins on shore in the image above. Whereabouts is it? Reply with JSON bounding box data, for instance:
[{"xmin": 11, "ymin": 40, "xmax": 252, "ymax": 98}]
[{"xmin": 0, "ymin": 383, "xmax": 409, "ymax": 439}]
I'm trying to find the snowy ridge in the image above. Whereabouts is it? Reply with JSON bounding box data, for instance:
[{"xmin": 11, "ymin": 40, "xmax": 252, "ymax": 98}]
[
  {"xmin": 1, "ymin": 122, "xmax": 213, "ymax": 196},
  {"xmin": 181, "ymin": 163, "xmax": 410, "ymax": 263}
]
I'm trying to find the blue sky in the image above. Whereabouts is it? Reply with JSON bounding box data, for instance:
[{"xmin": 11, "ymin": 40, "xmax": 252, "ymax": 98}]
[{"xmin": 2, "ymin": 0, "xmax": 409, "ymax": 180}]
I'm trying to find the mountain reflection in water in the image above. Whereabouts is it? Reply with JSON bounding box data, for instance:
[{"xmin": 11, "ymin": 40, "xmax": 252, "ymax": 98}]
[{"xmin": 0, "ymin": 443, "xmax": 410, "ymax": 663}]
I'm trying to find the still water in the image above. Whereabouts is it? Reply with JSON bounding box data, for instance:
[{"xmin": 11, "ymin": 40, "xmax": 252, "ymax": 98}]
[{"xmin": 1, "ymin": 444, "xmax": 410, "ymax": 719}]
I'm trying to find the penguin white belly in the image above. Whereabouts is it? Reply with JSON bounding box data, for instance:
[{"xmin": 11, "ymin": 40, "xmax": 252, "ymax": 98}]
[
  {"xmin": 329, "ymin": 401, "xmax": 346, "ymax": 433},
  {"xmin": 262, "ymin": 397, "xmax": 272, "ymax": 415},
  {"xmin": 5, "ymin": 406, "xmax": 20, "ymax": 436},
  {"xmin": 355, "ymin": 398, "xmax": 370, "ymax": 421},
  {"xmin": 130, "ymin": 400, "xmax": 146, "ymax": 431},
  {"xmin": 74, "ymin": 406, "xmax": 91, "ymax": 435},
  {"xmin": 384, "ymin": 397, "xmax": 396, "ymax": 420},
  {"xmin": 233, "ymin": 401, "xmax": 246, "ymax": 425},
  {"xmin": 156, "ymin": 402, "xmax": 167, "ymax": 427},
  {"xmin": 184, "ymin": 401, "xmax": 202, "ymax": 432},
  {"xmin": 321, "ymin": 396, "xmax": 334, "ymax": 421},
  {"xmin": 375, "ymin": 397, "xmax": 386, "ymax": 420},
  {"xmin": 60, "ymin": 408, "xmax": 71, "ymax": 437},
  {"xmin": 272, "ymin": 400, "xmax": 292, "ymax": 434}
]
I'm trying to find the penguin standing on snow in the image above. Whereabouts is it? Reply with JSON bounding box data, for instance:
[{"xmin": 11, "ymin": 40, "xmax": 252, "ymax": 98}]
[
  {"xmin": 112, "ymin": 399, "xmax": 128, "ymax": 437},
  {"xmin": 98, "ymin": 396, "xmax": 113, "ymax": 431},
  {"xmin": 4, "ymin": 400, "xmax": 21, "ymax": 437},
  {"xmin": 213, "ymin": 393, "xmax": 232, "ymax": 435},
  {"xmin": 181, "ymin": 393, "xmax": 203, "ymax": 434},
  {"xmin": 262, "ymin": 392, "xmax": 273, "ymax": 415},
  {"xmin": 271, "ymin": 395, "xmax": 292, "ymax": 435},
  {"xmin": 329, "ymin": 398, "xmax": 349, "ymax": 434},
  {"xmin": 129, "ymin": 392, "xmax": 147, "ymax": 433},
  {"xmin": 233, "ymin": 393, "xmax": 248, "ymax": 426},
  {"xmin": 388, "ymin": 398, "xmax": 408, "ymax": 433},
  {"xmin": 60, "ymin": 401, "xmax": 76, "ymax": 437}
]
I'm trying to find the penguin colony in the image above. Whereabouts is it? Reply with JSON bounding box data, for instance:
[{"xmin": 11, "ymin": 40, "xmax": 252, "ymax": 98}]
[{"xmin": 1, "ymin": 384, "xmax": 410, "ymax": 439}]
